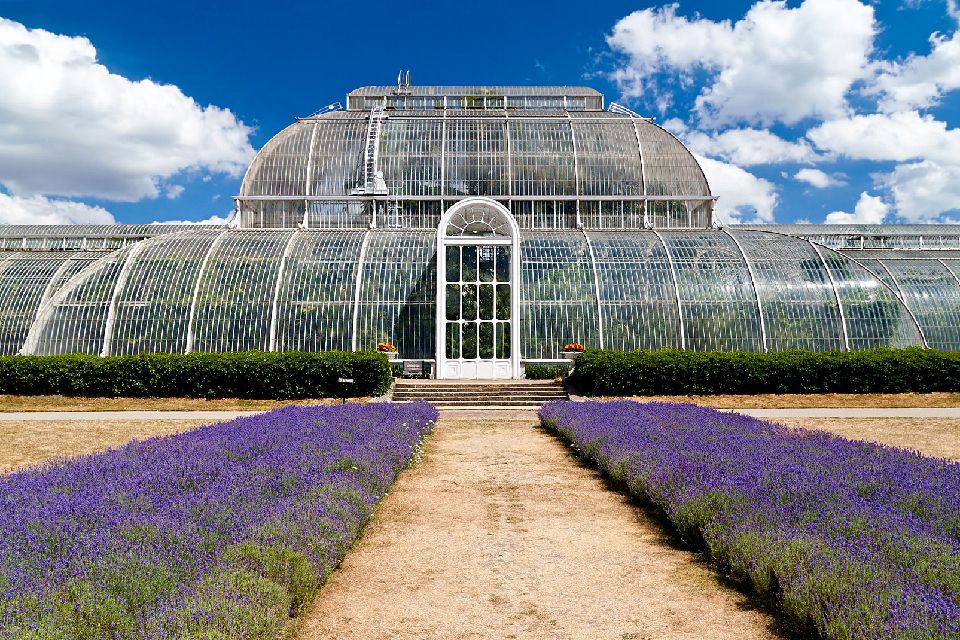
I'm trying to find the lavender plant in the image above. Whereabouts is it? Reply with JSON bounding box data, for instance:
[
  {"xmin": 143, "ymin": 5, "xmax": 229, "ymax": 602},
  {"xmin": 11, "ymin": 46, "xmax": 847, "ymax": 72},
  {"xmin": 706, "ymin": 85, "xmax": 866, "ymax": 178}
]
[
  {"xmin": 0, "ymin": 402, "xmax": 437, "ymax": 639},
  {"xmin": 540, "ymin": 400, "xmax": 960, "ymax": 639}
]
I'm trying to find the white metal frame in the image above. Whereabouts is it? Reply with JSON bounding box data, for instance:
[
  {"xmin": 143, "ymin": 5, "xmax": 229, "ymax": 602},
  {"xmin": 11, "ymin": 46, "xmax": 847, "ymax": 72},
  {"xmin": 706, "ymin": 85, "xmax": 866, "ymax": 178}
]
[{"xmin": 436, "ymin": 198, "xmax": 521, "ymax": 379}]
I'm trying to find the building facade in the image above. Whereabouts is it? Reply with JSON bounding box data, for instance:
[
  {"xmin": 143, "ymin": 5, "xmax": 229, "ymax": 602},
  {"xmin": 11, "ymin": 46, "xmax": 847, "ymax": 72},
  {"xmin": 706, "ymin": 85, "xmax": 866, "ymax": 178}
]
[{"xmin": 2, "ymin": 85, "xmax": 958, "ymax": 378}]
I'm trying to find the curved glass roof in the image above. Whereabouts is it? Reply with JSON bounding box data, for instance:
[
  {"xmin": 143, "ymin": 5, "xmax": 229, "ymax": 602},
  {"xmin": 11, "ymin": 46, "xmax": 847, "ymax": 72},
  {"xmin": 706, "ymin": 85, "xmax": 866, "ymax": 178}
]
[{"xmin": 18, "ymin": 228, "xmax": 924, "ymax": 358}]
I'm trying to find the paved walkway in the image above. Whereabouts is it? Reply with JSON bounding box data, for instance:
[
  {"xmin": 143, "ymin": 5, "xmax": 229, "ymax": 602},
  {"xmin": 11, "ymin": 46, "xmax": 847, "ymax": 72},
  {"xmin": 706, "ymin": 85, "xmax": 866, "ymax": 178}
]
[
  {"xmin": 295, "ymin": 417, "xmax": 780, "ymax": 640},
  {"xmin": 1, "ymin": 407, "xmax": 960, "ymax": 420}
]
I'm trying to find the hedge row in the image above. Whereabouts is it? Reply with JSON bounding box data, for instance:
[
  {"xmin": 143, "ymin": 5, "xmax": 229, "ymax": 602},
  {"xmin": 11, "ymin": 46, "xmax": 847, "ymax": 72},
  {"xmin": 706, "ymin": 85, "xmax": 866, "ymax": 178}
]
[
  {"xmin": 569, "ymin": 347, "xmax": 960, "ymax": 396},
  {"xmin": 0, "ymin": 351, "xmax": 393, "ymax": 399}
]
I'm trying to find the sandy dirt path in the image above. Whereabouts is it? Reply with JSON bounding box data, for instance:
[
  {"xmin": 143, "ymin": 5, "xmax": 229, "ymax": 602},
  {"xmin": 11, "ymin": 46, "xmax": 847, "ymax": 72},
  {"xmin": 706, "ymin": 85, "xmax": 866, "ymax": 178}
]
[{"xmin": 297, "ymin": 417, "xmax": 781, "ymax": 640}]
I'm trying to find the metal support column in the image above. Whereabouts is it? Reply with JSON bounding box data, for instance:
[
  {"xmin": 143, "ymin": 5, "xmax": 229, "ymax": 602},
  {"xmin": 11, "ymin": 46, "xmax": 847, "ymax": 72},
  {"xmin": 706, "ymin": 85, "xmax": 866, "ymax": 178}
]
[
  {"xmin": 268, "ymin": 231, "xmax": 300, "ymax": 351},
  {"xmin": 722, "ymin": 228, "xmax": 768, "ymax": 352},
  {"xmin": 651, "ymin": 229, "xmax": 686, "ymax": 349},
  {"xmin": 580, "ymin": 229, "xmax": 605, "ymax": 349}
]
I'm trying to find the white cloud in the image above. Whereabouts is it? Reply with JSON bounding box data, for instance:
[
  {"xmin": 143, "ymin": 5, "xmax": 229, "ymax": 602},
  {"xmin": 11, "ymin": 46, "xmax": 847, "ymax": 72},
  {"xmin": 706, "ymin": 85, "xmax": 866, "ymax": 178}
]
[
  {"xmin": 807, "ymin": 110, "xmax": 960, "ymax": 163},
  {"xmin": 0, "ymin": 193, "xmax": 115, "ymax": 225},
  {"xmin": 695, "ymin": 154, "xmax": 778, "ymax": 224},
  {"xmin": 607, "ymin": 0, "xmax": 877, "ymax": 126},
  {"xmin": 0, "ymin": 18, "xmax": 255, "ymax": 202},
  {"xmin": 824, "ymin": 192, "xmax": 889, "ymax": 224},
  {"xmin": 151, "ymin": 212, "xmax": 233, "ymax": 225},
  {"xmin": 164, "ymin": 184, "xmax": 185, "ymax": 200},
  {"xmin": 877, "ymin": 160, "xmax": 960, "ymax": 221},
  {"xmin": 868, "ymin": 30, "xmax": 960, "ymax": 111},
  {"xmin": 682, "ymin": 128, "xmax": 817, "ymax": 165},
  {"xmin": 794, "ymin": 168, "xmax": 845, "ymax": 188}
]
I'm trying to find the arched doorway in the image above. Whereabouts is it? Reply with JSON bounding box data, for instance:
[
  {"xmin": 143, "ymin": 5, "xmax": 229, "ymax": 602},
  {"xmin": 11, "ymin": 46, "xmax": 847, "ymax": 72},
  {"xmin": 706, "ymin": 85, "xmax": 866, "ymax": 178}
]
[{"xmin": 436, "ymin": 198, "xmax": 520, "ymax": 379}]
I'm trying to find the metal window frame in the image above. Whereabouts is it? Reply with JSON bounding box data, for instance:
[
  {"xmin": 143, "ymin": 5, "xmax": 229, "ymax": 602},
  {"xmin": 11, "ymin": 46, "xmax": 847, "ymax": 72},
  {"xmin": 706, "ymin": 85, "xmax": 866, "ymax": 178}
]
[{"xmin": 650, "ymin": 230, "xmax": 686, "ymax": 349}]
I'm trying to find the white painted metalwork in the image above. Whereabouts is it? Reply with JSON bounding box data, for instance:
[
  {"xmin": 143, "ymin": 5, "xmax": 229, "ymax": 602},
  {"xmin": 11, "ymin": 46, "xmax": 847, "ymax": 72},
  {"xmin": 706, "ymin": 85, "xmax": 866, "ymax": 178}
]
[
  {"xmin": 437, "ymin": 198, "xmax": 520, "ymax": 379},
  {"xmin": 722, "ymin": 228, "xmax": 768, "ymax": 352},
  {"xmin": 808, "ymin": 241, "xmax": 851, "ymax": 351},
  {"xmin": 580, "ymin": 229, "xmax": 605, "ymax": 349},
  {"xmin": 100, "ymin": 239, "xmax": 150, "ymax": 356},
  {"xmin": 184, "ymin": 230, "xmax": 229, "ymax": 353},
  {"xmin": 268, "ymin": 231, "xmax": 301, "ymax": 351},
  {"xmin": 351, "ymin": 230, "xmax": 372, "ymax": 352},
  {"xmin": 650, "ymin": 229, "xmax": 686, "ymax": 349}
]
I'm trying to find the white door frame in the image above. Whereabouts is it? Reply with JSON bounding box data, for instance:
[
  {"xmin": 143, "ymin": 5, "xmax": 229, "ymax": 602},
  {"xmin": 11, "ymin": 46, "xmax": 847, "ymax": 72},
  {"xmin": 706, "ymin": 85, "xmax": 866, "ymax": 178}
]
[{"xmin": 436, "ymin": 198, "xmax": 521, "ymax": 379}]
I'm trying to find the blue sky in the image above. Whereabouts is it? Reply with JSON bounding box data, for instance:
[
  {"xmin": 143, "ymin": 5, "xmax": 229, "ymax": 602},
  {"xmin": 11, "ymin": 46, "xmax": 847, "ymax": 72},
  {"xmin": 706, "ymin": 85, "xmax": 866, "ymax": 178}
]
[{"xmin": 1, "ymin": 0, "xmax": 959, "ymax": 225}]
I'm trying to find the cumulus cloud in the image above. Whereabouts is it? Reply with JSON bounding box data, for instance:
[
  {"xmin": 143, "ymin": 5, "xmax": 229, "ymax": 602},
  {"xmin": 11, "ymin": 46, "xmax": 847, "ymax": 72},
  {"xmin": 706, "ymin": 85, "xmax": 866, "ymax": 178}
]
[
  {"xmin": 680, "ymin": 128, "xmax": 817, "ymax": 165},
  {"xmin": 0, "ymin": 193, "xmax": 115, "ymax": 225},
  {"xmin": 877, "ymin": 160, "xmax": 960, "ymax": 221},
  {"xmin": 607, "ymin": 0, "xmax": 877, "ymax": 126},
  {"xmin": 695, "ymin": 155, "xmax": 778, "ymax": 224},
  {"xmin": 807, "ymin": 111, "xmax": 960, "ymax": 219},
  {"xmin": 868, "ymin": 30, "xmax": 960, "ymax": 111},
  {"xmin": 0, "ymin": 18, "xmax": 255, "ymax": 202},
  {"xmin": 807, "ymin": 110, "xmax": 960, "ymax": 163},
  {"xmin": 794, "ymin": 168, "xmax": 846, "ymax": 188},
  {"xmin": 824, "ymin": 192, "xmax": 890, "ymax": 224},
  {"xmin": 151, "ymin": 212, "xmax": 233, "ymax": 226}
]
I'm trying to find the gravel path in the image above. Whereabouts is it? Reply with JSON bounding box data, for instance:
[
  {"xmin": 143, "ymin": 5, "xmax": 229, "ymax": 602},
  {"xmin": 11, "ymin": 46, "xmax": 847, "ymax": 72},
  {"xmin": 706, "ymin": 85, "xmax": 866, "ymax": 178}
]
[{"xmin": 296, "ymin": 417, "xmax": 781, "ymax": 640}]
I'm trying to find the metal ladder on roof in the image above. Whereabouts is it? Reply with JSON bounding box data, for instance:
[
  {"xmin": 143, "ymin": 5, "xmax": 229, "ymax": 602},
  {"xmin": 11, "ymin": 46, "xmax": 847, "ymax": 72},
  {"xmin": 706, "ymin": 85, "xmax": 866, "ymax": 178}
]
[{"xmin": 352, "ymin": 101, "xmax": 389, "ymax": 195}]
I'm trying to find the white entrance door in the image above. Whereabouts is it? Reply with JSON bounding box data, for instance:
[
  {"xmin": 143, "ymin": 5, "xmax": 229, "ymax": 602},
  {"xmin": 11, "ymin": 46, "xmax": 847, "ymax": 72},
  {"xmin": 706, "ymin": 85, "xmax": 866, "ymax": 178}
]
[{"xmin": 436, "ymin": 199, "xmax": 520, "ymax": 379}]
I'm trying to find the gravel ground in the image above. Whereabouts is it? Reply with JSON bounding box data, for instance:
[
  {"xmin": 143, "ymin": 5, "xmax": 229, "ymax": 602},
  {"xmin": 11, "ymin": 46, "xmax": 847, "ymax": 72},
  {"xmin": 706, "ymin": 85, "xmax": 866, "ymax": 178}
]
[
  {"xmin": 785, "ymin": 417, "xmax": 960, "ymax": 461},
  {"xmin": 0, "ymin": 419, "xmax": 205, "ymax": 473},
  {"xmin": 296, "ymin": 417, "xmax": 782, "ymax": 640}
]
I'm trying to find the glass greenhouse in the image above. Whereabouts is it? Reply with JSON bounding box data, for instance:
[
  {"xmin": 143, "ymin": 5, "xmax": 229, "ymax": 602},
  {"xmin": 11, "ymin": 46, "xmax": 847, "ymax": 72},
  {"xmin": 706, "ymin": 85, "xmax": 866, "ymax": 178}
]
[{"xmin": 3, "ymin": 84, "xmax": 957, "ymax": 378}]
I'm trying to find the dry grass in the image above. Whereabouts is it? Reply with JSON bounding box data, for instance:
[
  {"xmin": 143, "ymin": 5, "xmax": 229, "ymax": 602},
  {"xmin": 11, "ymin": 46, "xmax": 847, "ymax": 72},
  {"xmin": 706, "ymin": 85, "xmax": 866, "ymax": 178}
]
[
  {"xmin": 603, "ymin": 392, "xmax": 960, "ymax": 409},
  {"xmin": 784, "ymin": 418, "xmax": 960, "ymax": 461},
  {"xmin": 0, "ymin": 395, "xmax": 368, "ymax": 412},
  {"xmin": 0, "ymin": 419, "xmax": 207, "ymax": 474}
]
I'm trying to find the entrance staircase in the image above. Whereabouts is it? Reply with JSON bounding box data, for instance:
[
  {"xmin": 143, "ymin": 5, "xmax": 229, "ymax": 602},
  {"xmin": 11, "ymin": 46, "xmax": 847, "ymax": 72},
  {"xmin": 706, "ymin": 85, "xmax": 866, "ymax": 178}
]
[{"xmin": 391, "ymin": 379, "xmax": 568, "ymax": 409}]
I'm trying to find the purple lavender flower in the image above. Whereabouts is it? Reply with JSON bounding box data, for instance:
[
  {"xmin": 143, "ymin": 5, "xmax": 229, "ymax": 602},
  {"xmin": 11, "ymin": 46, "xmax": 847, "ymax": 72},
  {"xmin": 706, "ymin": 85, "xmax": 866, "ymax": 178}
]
[
  {"xmin": 540, "ymin": 400, "xmax": 960, "ymax": 640},
  {"xmin": 0, "ymin": 402, "xmax": 437, "ymax": 638}
]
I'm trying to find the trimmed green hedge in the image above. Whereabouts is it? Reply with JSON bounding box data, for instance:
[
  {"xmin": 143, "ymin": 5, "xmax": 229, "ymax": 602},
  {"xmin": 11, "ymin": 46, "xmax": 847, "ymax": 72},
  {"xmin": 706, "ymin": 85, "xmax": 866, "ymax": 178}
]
[
  {"xmin": 569, "ymin": 347, "xmax": 960, "ymax": 396},
  {"xmin": 0, "ymin": 351, "xmax": 393, "ymax": 399}
]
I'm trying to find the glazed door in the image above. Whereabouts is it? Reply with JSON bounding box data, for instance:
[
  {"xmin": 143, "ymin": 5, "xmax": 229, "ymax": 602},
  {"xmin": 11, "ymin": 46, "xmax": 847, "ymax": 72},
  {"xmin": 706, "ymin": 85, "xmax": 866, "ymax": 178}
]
[{"xmin": 442, "ymin": 244, "xmax": 512, "ymax": 379}]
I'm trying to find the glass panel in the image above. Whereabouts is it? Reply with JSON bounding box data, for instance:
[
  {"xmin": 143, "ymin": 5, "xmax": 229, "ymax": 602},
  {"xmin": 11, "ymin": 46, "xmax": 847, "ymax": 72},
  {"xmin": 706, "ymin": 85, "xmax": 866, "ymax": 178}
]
[
  {"xmin": 462, "ymin": 284, "xmax": 477, "ymax": 320},
  {"xmin": 479, "ymin": 284, "xmax": 494, "ymax": 320},
  {"xmin": 479, "ymin": 246, "xmax": 495, "ymax": 282},
  {"xmin": 520, "ymin": 231, "xmax": 599, "ymax": 359},
  {"xmin": 446, "ymin": 284, "xmax": 460, "ymax": 320},
  {"xmin": 462, "ymin": 321, "xmax": 478, "ymax": 358},
  {"xmin": 357, "ymin": 231, "xmax": 437, "ymax": 359},
  {"xmin": 479, "ymin": 322, "xmax": 494, "ymax": 358},
  {"xmin": 496, "ymin": 284, "xmax": 511, "ymax": 320},
  {"xmin": 496, "ymin": 321, "xmax": 511, "ymax": 359},
  {"xmin": 445, "ymin": 322, "xmax": 459, "ymax": 358},
  {"xmin": 276, "ymin": 231, "xmax": 363, "ymax": 352},
  {"xmin": 462, "ymin": 246, "xmax": 477, "ymax": 281},
  {"xmin": 496, "ymin": 246, "xmax": 510, "ymax": 281},
  {"xmin": 446, "ymin": 246, "xmax": 460, "ymax": 282},
  {"xmin": 589, "ymin": 231, "xmax": 681, "ymax": 350}
]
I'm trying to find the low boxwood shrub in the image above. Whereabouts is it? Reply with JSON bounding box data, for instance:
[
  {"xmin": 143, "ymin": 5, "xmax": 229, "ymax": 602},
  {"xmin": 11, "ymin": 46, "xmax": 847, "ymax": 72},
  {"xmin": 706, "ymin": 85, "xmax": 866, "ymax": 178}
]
[
  {"xmin": 569, "ymin": 347, "xmax": 960, "ymax": 396},
  {"xmin": 0, "ymin": 350, "xmax": 393, "ymax": 399},
  {"xmin": 523, "ymin": 364, "xmax": 568, "ymax": 380}
]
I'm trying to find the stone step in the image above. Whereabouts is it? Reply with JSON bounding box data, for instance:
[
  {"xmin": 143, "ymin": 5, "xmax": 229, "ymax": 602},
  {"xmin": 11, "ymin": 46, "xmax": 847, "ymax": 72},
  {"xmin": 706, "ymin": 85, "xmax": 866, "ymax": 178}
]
[
  {"xmin": 393, "ymin": 390, "xmax": 567, "ymax": 397},
  {"xmin": 395, "ymin": 399, "xmax": 553, "ymax": 407}
]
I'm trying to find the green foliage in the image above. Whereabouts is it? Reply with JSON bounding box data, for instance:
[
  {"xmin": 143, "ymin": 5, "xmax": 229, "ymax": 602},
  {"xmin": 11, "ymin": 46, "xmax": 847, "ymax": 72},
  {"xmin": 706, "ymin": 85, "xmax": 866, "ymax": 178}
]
[
  {"xmin": 523, "ymin": 364, "xmax": 568, "ymax": 380},
  {"xmin": 0, "ymin": 351, "xmax": 393, "ymax": 399},
  {"xmin": 570, "ymin": 347, "xmax": 960, "ymax": 396}
]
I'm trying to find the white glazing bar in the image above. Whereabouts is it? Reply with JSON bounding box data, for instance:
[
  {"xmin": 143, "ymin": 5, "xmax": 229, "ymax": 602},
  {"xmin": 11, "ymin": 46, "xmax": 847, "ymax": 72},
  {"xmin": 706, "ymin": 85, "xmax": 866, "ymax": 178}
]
[
  {"xmin": 440, "ymin": 109, "xmax": 447, "ymax": 198},
  {"xmin": 351, "ymin": 229, "xmax": 372, "ymax": 351},
  {"xmin": 504, "ymin": 110, "xmax": 512, "ymax": 198},
  {"xmin": 268, "ymin": 231, "xmax": 300, "ymax": 351},
  {"xmin": 650, "ymin": 230, "xmax": 686, "ymax": 349},
  {"xmin": 302, "ymin": 121, "xmax": 319, "ymax": 228},
  {"xmin": 580, "ymin": 229, "xmax": 605, "ymax": 349},
  {"xmin": 32, "ymin": 257, "xmax": 81, "ymax": 329},
  {"xmin": 722, "ymin": 229, "xmax": 768, "ymax": 352},
  {"xmin": 847, "ymin": 254, "xmax": 929, "ymax": 348},
  {"xmin": 938, "ymin": 258, "xmax": 960, "ymax": 289},
  {"xmin": 567, "ymin": 113, "xmax": 582, "ymax": 226},
  {"xmin": 100, "ymin": 239, "xmax": 150, "ymax": 356},
  {"xmin": 633, "ymin": 120, "xmax": 649, "ymax": 227},
  {"xmin": 808, "ymin": 240, "xmax": 850, "ymax": 351},
  {"xmin": 184, "ymin": 230, "xmax": 229, "ymax": 353}
]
